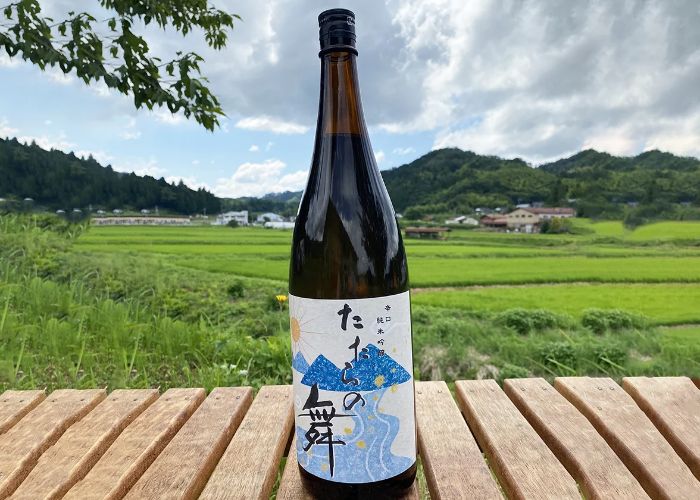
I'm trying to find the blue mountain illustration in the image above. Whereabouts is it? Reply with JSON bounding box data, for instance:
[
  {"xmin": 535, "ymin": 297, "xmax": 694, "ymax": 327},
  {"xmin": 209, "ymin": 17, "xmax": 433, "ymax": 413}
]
[
  {"xmin": 292, "ymin": 352, "xmax": 309, "ymax": 374},
  {"xmin": 301, "ymin": 344, "xmax": 410, "ymax": 391}
]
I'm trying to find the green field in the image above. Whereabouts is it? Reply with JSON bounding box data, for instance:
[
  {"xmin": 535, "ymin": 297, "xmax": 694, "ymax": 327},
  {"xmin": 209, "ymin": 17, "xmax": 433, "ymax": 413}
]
[
  {"xmin": 2, "ymin": 216, "xmax": 699, "ymax": 393},
  {"xmin": 74, "ymin": 222, "xmax": 700, "ymax": 323}
]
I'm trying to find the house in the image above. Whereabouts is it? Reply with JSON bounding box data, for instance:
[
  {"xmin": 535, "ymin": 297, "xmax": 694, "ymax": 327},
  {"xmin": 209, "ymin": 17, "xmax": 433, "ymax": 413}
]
[
  {"xmin": 506, "ymin": 207, "xmax": 575, "ymax": 233},
  {"xmin": 256, "ymin": 212, "xmax": 284, "ymax": 223},
  {"xmin": 140, "ymin": 209, "xmax": 151, "ymax": 215},
  {"xmin": 480, "ymin": 215, "xmax": 508, "ymax": 229},
  {"xmin": 216, "ymin": 210, "xmax": 249, "ymax": 226},
  {"xmin": 112, "ymin": 209, "xmax": 123, "ymax": 214},
  {"xmin": 445, "ymin": 215, "xmax": 479, "ymax": 226},
  {"xmin": 264, "ymin": 221, "xmax": 295, "ymax": 229},
  {"xmin": 404, "ymin": 227, "xmax": 450, "ymax": 240}
]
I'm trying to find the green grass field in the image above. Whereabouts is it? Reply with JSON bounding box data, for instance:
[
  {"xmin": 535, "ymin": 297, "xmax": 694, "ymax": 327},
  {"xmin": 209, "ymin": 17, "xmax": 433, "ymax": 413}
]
[{"xmin": 2, "ymin": 216, "xmax": 699, "ymax": 393}]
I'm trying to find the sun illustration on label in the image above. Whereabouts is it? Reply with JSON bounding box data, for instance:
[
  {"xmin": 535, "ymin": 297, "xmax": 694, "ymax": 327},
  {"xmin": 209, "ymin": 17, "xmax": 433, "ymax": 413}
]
[{"xmin": 288, "ymin": 299, "xmax": 335, "ymax": 363}]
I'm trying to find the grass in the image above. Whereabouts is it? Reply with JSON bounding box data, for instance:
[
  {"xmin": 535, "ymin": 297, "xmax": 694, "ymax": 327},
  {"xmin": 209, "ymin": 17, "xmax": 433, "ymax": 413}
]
[
  {"xmin": 1, "ymin": 215, "xmax": 699, "ymax": 394},
  {"xmin": 412, "ymin": 283, "xmax": 700, "ymax": 325}
]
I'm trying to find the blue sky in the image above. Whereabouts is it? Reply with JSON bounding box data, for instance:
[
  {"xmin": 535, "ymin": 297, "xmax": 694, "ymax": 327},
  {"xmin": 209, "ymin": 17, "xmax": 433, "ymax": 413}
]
[{"xmin": 2, "ymin": 1, "xmax": 699, "ymax": 197}]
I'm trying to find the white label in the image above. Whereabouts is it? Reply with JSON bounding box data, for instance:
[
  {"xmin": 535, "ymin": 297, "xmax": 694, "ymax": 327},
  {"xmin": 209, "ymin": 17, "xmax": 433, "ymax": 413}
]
[{"xmin": 289, "ymin": 291, "xmax": 416, "ymax": 483}]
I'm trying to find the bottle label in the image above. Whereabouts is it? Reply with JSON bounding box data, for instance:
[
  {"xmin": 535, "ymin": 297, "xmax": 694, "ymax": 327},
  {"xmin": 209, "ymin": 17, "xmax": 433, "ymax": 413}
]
[{"xmin": 289, "ymin": 291, "xmax": 416, "ymax": 484}]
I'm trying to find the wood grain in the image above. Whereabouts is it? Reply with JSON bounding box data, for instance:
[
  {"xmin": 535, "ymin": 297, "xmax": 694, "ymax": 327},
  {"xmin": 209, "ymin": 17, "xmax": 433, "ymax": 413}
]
[
  {"xmin": 12, "ymin": 389, "xmax": 158, "ymax": 500},
  {"xmin": 64, "ymin": 388, "xmax": 205, "ymax": 500},
  {"xmin": 0, "ymin": 389, "xmax": 104, "ymax": 498},
  {"xmin": 504, "ymin": 378, "xmax": 647, "ymax": 500},
  {"xmin": 622, "ymin": 376, "xmax": 700, "ymax": 480},
  {"xmin": 124, "ymin": 387, "xmax": 253, "ymax": 500},
  {"xmin": 415, "ymin": 381, "xmax": 501, "ymax": 499},
  {"xmin": 556, "ymin": 377, "xmax": 700, "ymax": 500},
  {"xmin": 200, "ymin": 385, "xmax": 293, "ymax": 500},
  {"xmin": 455, "ymin": 379, "xmax": 579, "ymax": 500},
  {"xmin": 277, "ymin": 437, "xmax": 421, "ymax": 499},
  {"xmin": 0, "ymin": 390, "xmax": 45, "ymax": 435}
]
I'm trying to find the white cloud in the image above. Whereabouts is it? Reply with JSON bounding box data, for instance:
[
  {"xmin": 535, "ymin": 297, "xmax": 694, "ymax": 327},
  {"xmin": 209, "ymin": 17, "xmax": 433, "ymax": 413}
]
[
  {"xmin": 192, "ymin": 159, "xmax": 201, "ymax": 165},
  {"xmin": 165, "ymin": 175, "xmax": 212, "ymax": 191},
  {"xmin": 0, "ymin": 53, "xmax": 19, "ymax": 68},
  {"xmin": 235, "ymin": 116, "xmax": 309, "ymax": 134},
  {"xmin": 0, "ymin": 118, "xmax": 19, "ymax": 138},
  {"xmin": 44, "ymin": 120, "xmax": 52, "ymax": 126},
  {"xmin": 213, "ymin": 159, "xmax": 307, "ymax": 197},
  {"xmin": 152, "ymin": 108, "xmax": 187, "ymax": 125},
  {"xmin": 392, "ymin": 147, "xmax": 415, "ymax": 155},
  {"xmin": 249, "ymin": 144, "xmax": 260, "ymax": 152},
  {"xmin": 265, "ymin": 141, "xmax": 274, "ymax": 151},
  {"xmin": 375, "ymin": 150, "xmax": 385, "ymax": 164},
  {"xmin": 17, "ymin": 134, "xmax": 76, "ymax": 152},
  {"xmin": 119, "ymin": 130, "xmax": 142, "ymax": 140}
]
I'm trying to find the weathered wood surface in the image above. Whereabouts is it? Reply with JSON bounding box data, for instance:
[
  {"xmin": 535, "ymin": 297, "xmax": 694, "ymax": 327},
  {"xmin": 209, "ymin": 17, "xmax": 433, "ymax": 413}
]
[
  {"xmin": 277, "ymin": 437, "xmax": 421, "ymax": 500},
  {"xmin": 623, "ymin": 376, "xmax": 700, "ymax": 480},
  {"xmin": 415, "ymin": 381, "xmax": 501, "ymax": 500},
  {"xmin": 504, "ymin": 378, "xmax": 648, "ymax": 500},
  {"xmin": 125, "ymin": 387, "xmax": 253, "ymax": 500},
  {"xmin": 556, "ymin": 376, "xmax": 700, "ymax": 500},
  {"xmin": 12, "ymin": 389, "xmax": 158, "ymax": 500},
  {"xmin": 64, "ymin": 388, "xmax": 205, "ymax": 500},
  {"xmin": 0, "ymin": 390, "xmax": 45, "ymax": 435},
  {"xmin": 0, "ymin": 388, "xmax": 105, "ymax": 498},
  {"xmin": 199, "ymin": 385, "xmax": 293, "ymax": 500},
  {"xmin": 456, "ymin": 379, "xmax": 580, "ymax": 500},
  {"xmin": 1, "ymin": 378, "xmax": 699, "ymax": 499}
]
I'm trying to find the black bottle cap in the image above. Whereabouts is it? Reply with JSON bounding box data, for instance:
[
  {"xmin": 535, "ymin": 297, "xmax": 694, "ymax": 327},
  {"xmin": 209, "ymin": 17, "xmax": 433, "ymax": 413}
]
[{"xmin": 318, "ymin": 8, "xmax": 357, "ymax": 56}]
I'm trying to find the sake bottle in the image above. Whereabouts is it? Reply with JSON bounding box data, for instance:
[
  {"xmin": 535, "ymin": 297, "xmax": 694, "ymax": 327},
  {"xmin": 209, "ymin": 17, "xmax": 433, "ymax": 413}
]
[{"xmin": 288, "ymin": 8, "xmax": 416, "ymax": 498}]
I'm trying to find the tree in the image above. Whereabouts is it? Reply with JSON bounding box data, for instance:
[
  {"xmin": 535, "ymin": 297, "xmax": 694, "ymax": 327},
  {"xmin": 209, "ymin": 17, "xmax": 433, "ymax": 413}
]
[{"xmin": 0, "ymin": 1, "xmax": 239, "ymax": 131}]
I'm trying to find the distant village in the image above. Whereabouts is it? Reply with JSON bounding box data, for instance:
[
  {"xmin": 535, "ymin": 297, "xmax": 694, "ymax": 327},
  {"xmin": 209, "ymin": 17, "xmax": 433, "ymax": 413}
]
[{"xmin": 90, "ymin": 203, "xmax": 576, "ymax": 238}]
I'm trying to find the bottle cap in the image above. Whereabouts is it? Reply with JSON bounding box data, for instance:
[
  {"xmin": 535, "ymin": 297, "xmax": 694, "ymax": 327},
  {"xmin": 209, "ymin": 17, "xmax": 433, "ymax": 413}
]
[{"xmin": 318, "ymin": 8, "xmax": 357, "ymax": 56}]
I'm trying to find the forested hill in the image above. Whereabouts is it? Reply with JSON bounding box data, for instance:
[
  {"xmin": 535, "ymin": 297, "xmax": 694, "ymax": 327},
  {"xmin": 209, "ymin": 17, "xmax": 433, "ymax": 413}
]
[
  {"xmin": 0, "ymin": 137, "xmax": 220, "ymax": 214},
  {"xmin": 381, "ymin": 148, "xmax": 700, "ymax": 218}
]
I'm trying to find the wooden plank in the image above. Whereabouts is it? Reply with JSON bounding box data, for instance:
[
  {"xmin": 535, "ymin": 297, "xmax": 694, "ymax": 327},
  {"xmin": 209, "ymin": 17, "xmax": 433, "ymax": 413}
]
[
  {"xmin": 277, "ymin": 437, "xmax": 420, "ymax": 499},
  {"xmin": 0, "ymin": 390, "xmax": 45, "ymax": 435},
  {"xmin": 124, "ymin": 387, "xmax": 253, "ymax": 500},
  {"xmin": 0, "ymin": 389, "xmax": 105, "ymax": 498},
  {"xmin": 504, "ymin": 378, "xmax": 648, "ymax": 500},
  {"xmin": 12, "ymin": 389, "xmax": 158, "ymax": 500},
  {"xmin": 200, "ymin": 385, "xmax": 293, "ymax": 500},
  {"xmin": 414, "ymin": 381, "xmax": 501, "ymax": 499},
  {"xmin": 64, "ymin": 388, "xmax": 205, "ymax": 500},
  {"xmin": 556, "ymin": 377, "xmax": 700, "ymax": 500},
  {"xmin": 623, "ymin": 376, "xmax": 700, "ymax": 480},
  {"xmin": 455, "ymin": 379, "xmax": 579, "ymax": 500}
]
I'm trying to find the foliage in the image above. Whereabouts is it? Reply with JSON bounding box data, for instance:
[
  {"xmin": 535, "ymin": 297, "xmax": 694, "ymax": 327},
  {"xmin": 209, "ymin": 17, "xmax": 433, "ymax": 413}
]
[
  {"xmin": 496, "ymin": 308, "xmax": 570, "ymax": 334},
  {"xmin": 380, "ymin": 148, "xmax": 700, "ymax": 219},
  {"xmin": 0, "ymin": 0, "xmax": 239, "ymax": 130},
  {"xmin": 581, "ymin": 309, "xmax": 647, "ymax": 334},
  {"xmin": 0, "ymin": 137, "xmax": 220, "ymax": 213},
  {"xmin": 226, "ymin": 219, "xmax": 239, "ymax": 228},
  {"xmin": 540, "ymin": 217, "xmax": 572, "ymax": 234}
]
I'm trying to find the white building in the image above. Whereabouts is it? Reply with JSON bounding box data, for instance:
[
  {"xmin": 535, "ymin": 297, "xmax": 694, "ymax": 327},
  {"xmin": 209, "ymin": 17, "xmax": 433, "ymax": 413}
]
[
  {"xmin": 256, "ymin": 212, "xmax": 284, "ymax": 223},
  {"xmin": 216, "ymin": 210, "xmax": 249, "ymax": 226},
  {"xmin": 445, "ymin": 215, "xmax": 479, "ymax": 226},
  {"xmin": 264, "ymin": 221, "xmax": 295, "ymax": 229}
]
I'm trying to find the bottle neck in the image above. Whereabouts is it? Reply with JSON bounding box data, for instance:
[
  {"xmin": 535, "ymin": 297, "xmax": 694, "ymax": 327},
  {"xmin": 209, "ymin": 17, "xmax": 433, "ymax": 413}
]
[{"xmin": 316, "ymin": 51, "xmax": 367, "ymax": 136}]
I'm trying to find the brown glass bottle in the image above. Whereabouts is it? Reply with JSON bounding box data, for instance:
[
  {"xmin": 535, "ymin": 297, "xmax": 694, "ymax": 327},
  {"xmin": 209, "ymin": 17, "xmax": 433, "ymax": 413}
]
[{"xmin": 288, "ymin": 8, "xmax": 416, "ymax": 499}]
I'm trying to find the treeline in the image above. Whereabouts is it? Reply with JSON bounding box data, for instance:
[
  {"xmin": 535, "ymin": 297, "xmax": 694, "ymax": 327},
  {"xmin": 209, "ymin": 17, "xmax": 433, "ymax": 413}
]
[
  {"xmin": 0, "ymin": 137, "xmax": 220, "ymax": 214},
  {"xmin": 381, "ymin": 148, "xmax": 700, "ymax": 221}
]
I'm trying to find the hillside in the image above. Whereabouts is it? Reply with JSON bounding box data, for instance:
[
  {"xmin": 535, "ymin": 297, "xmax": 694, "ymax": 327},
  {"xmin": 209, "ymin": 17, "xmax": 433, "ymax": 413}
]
[
  {"xmin": 0, "ymin": 137, "xmax": 220, "ymax": 214},
  {"xmin": 381, "ymin": 148, "xmax": 700, "ymax": 218}
]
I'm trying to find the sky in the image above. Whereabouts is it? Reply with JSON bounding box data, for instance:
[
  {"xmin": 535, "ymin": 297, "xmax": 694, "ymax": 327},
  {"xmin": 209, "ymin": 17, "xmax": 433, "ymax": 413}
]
[{"xmin": 1, "ymin": 0, "xmax": 699, "ymax": 198}]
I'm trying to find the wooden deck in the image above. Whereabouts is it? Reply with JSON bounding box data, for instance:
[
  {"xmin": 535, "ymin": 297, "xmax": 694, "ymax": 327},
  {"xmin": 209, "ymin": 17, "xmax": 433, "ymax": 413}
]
[{"xmin": 0, "ymin": 377, "xmax": 698, "ymax": 499}]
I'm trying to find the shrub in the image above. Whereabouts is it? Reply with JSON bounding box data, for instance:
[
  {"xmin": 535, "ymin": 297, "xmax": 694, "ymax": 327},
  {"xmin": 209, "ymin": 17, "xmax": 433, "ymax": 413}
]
[
  {"xmin": 538, "ymin": 342, "xmax": 577, "ymax": 373},
  {"xmin": 226, "ymin": 220, "xmax": 239, "ymax": 228},
  {"xmin": 592, "ymin": 343, "xmax": 628, "ymax": 370},
  {"xmin": 227, "ymin": 280, "xmax": 245, "ymax": 299},
  {"xmin": 496, "ymin": 308, "xmax": 569, "ymax": 334},
  {"xmin": 581, "ymin": 309, "xmax": 647, "ymax": 334}
]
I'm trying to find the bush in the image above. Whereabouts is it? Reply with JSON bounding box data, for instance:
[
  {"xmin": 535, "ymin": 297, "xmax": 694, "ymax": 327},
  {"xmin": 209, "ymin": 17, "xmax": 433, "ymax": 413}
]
[
  {"xmin": 227, "ymin": 280, "xmax": 245, "ymax": 298},
  {"xmin": 496, "ymin": 308, "xmax": 570, "ymax": 334},
  {"xmin": 538, "ymin": 342, "xmax": 577, "ymax": 373},
  {"xmin": 581, "ymin": 309, "xmax": 647, "ymax": 334},
  {"xmin": 226, "ymin": 220, "xmax": 239, "ymax": 228},
  {"xmin": 498, "ymin": 363, "xmax": 530, "ymax": 383}
]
